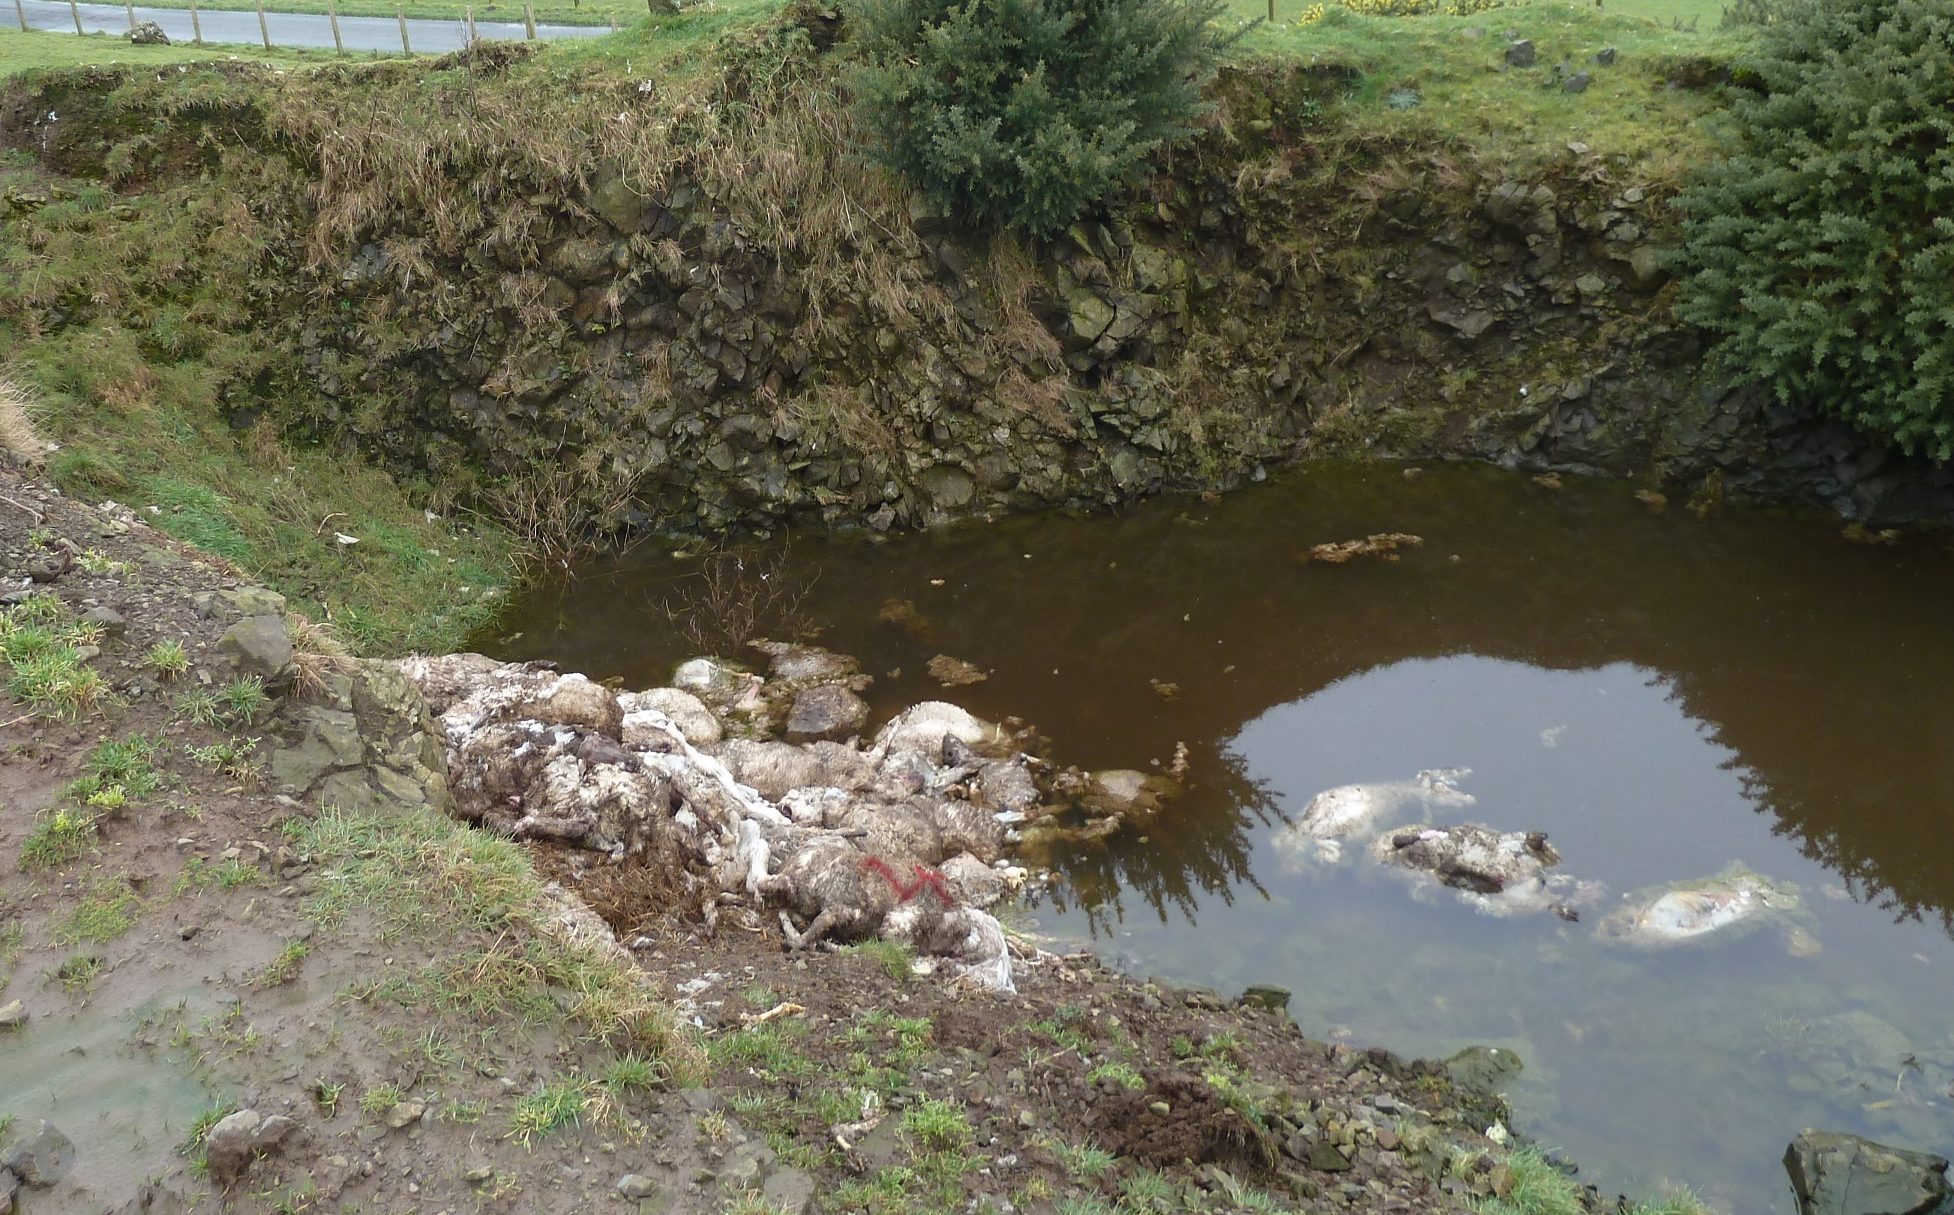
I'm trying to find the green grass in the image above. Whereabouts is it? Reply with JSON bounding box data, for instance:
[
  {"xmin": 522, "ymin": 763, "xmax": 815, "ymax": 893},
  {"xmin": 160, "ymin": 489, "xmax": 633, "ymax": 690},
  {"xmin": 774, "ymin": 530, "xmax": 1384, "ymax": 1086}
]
[
  {"xmin": 508, "ymin": 1077, "xmax": 588, "ymax": 1144},
  {"xmin": 145, "ymin": 638, "xmax": 190, "ymax": 678},
  {"xmin": 253, "ymin": 939, "xmax": 310, "ymax": 986},
  {"xmin": 359, "ymin": 1081, "xmax": 405, "ymax": 1115},
  {"xmin": 0, "ymin": 598, "xmax": 109, "ymax": 719},
  {"xmin": 0, "ymin": 27, "xmax": 336, "ymax": 77},
  {"xmin": 289, "ymin": 803, "xmax": 703, "ymax": 1071},
  {"xmin": 900, "ymin": 1098, "xmax": 973, "ymax": 1151},
  {"xmin": 1466, "ymin": 1147, "xmax": 1714, "ymax": 1215},
  {"xmin": 52, "ymin": 951, "xmax": 105, "ymax": 992},
  {"xmin": 1236, "ymin": 1, "xmax": 1738, "ymax": 180},
  {"xmin": 709, "ymin": 1021, "xmax": 815, "ymax": 1079},
  {"xmin": 842, "ymin": 938, "xmax": 916, "ymax": 982},
  {"xmin": 20, "ymin": 807, "xmax": 99, "ymax": 869},
  {"xmin": 55, "ymin": 879, "xmax": 142, "ymax": 944}
]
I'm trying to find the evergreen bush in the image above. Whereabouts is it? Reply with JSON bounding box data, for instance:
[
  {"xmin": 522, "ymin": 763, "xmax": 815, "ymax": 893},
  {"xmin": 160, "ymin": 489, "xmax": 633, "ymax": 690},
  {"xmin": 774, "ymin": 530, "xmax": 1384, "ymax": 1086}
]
[
  {"xmin": 1672, "ymin": 0, "xmax": 1954, "ymax": 459},
  {"xmin": 848, "ymin": 0, "xmax": 1226, "ymax": 237}
]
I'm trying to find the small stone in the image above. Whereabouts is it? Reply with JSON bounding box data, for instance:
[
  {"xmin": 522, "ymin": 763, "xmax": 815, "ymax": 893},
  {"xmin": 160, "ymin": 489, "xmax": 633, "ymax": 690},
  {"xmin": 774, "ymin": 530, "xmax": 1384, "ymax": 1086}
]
[
  {"xmin": 1017, "ymin": 1110, "xmax": 1039, "ymax": 1129},
  {"xmin": 2, "ymin": 1123, "xmax": 73, "ymax": 1189},
  {"xmin": 1149, "ymin": 1102, "xmax": 1172, "ymax": 1117},
  {"xmin": 384, "ymin": 1101, "xmax": 426, "ymax": 1130},
  {"xmin": 0, "ymin": 1001, "xmax": 24, "ymax": 1030},
  {"xmin": 1564, "ymin": 70, "xmax": 1592, "ymax": 93},
  {"xmin": 617, "ymin": 1174, "xmax": 659, "ymax": 1200},
  {"xmin": 1375, "ymin": 1127, "xmax": 1401, "ymax": 1151},
  {"xmin": 1504, "ymin": 38, "xmax": 1535, "ymax": 66},
  {"xmin": 1594, "ymin": 45, "xmax": 1617, "ymax": 65}
]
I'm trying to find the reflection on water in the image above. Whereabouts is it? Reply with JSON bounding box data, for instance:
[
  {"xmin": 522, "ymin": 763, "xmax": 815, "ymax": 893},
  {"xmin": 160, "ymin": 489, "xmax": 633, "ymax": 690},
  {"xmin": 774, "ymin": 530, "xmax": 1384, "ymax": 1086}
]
[{"xmin": 485, "ymin": 462, "xmax": 1954, "ymax": 1210}]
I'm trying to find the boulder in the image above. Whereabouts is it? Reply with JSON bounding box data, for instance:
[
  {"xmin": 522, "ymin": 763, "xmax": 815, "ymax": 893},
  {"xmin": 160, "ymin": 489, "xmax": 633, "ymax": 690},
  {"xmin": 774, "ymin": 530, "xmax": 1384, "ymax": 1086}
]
[
  {"xmin": 219, "ymin": 614, "xmax": 293, "ymax": 684},
  {"xmin": 751, "ymin": 642, "xmax": 860, "ymax": 685},
  {"xmin": 1504, "ymin": 38, "xmax": 1535, "ymax": 66},
  {"xmin": 2, "ymin": 1121, "xmax": 73, "ymax": 1188},
  {"xmin": 1785, "ymin": 1131, "xmax": 1952, "ymax": 1215},
  {"xmin": 939, "ymin": 852, "xmax": 1004, "ymax": 908},
  {"xmin": 127, "ymin": 20, "xmax": 169, "ymax": 43},
  {"xmin": 784, "ymin": 684, "xmax": 869, "ymax": 744},
  {"xmin": 0, "ymin": 1000, "xmax": 23, "ymax": 1030}
]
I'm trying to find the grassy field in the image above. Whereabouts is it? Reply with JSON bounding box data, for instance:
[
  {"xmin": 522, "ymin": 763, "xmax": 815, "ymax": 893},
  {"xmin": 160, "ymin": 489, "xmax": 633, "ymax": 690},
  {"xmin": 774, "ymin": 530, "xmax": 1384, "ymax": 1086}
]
[
  {"xmin": 0, "ymin": 26, "xmax": 341, "ymax": 71},
  {"xmin": 0, "ymin": 0, "xmax": 1738, "ymax": 36}
]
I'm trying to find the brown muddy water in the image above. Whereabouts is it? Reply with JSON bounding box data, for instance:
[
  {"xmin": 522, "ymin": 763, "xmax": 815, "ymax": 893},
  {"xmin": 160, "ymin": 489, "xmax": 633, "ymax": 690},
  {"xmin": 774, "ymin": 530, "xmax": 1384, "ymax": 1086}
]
[{"xmin": 485, "ymin": 462, "xmax": 1954, "ymax": 1211}]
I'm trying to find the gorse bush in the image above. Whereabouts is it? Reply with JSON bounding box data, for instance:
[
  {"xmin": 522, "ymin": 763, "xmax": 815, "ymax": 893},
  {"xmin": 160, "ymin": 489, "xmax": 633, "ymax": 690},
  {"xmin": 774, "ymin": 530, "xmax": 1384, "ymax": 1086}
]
[
  {"xmin": 849, "ymin": 0, "xmax": 1227, "ymax": 237},
  {"xmin": 1672, "ymin": 0, "xmax": 1954, "ymax": 458}
]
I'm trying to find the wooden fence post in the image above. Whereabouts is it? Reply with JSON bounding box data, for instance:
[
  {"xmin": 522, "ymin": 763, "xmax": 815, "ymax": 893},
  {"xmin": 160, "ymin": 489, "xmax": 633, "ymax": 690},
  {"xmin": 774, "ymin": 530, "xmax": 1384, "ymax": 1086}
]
[
  {"xmin": 397, "ymin": 5, "xmax": 410, "ymax": 53},
  {"xmin": 123, "ymin": 0, "xmax": 134, "ymax": 30},
  {"xmin": 68, "ymin": 0, "xmax": 81, "ymax": 34},
  {"xmin": 1266, "ymin": 0, "xmax": 1274, "ymax": 20},
  {"xmin": 13, "ymin": 0, "xmax": 28, "ymax": 33},
  {"xmin": 522, "ymin": 0, "xmax": 535, "ymax": 38},
  {"xmin": 465, "ymin": 4, "xmax": 476, "ymax": 45},
  {"xmin": 327, "ymin": 0, "xmax": 342, "ymax": 52},
  {"xmin": 256, "ymin": 0, "xmax": 270, "ymax": 49},
  {"xmin": 189, "ymin": 0, "xmax": 203, "ymax": 42}
]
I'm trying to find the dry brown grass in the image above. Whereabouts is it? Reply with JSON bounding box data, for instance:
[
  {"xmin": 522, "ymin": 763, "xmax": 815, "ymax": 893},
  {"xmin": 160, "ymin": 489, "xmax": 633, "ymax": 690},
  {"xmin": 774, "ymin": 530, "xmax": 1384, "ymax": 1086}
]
[{"xmin": 0, "ymin": 374, "xmax": 48, "ymax": 467}]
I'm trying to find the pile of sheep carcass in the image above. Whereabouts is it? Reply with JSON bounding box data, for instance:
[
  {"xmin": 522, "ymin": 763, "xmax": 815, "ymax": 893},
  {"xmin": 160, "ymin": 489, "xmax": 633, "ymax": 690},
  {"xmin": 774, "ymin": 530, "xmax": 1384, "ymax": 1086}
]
[{"xmin": 397, "ymin": 644, "xmax": 1076, "ymax": 991}]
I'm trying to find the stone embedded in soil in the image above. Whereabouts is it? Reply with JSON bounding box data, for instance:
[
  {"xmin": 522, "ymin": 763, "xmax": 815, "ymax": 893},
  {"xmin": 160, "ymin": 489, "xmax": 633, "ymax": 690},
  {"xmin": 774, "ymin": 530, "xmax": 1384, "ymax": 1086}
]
[
  {"xmin": 1785, "ymin": 1130, "xmax": 1952, "ymax": 1215},
  {"xmin": 0, "ymin": 1000, "xmax": 24, "ymax": 1030},
  {"xmin": 1, "ymin": 1122, "xmax": 72, "ymax": 1188},
  {"xmin": 783, "ymin": 683, "xmax": 869, "ymax": 743},
  {"xmin": 1505, "ymin": 38, "xmax": 1535, "ymax": 66},
  {"xmin": 79, "ymin": 605, "xmax": 126, "ymax": 637},
  {"xmin": 616, "ymin": 1173, "xmax": 660, "ymax": 1199},
  {"xmin": 203, "ymin": 1109, "xmax": 301, "ymax": 1182},
  {"xmin": 0, "ymin": 1167, "xmax": 15, "ymax": 1214},
  {"xmin": 761, "ymin": 1166, "xmax": 818, "ymax": 1215},
  {"xmin": 384, "ymin": 1101, "xmax": 427, "ymax": 1130},
  {"xmin": 219, "ymin": 614, "xmax": 294, "ymax": 683}
]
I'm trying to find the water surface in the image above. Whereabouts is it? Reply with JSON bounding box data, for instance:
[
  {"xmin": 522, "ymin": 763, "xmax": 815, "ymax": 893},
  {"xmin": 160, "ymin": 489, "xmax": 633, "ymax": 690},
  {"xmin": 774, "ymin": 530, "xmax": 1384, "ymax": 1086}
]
[{"xmin": 486, "ymin": 462, "xmax": 1954, "ymax": 1210}]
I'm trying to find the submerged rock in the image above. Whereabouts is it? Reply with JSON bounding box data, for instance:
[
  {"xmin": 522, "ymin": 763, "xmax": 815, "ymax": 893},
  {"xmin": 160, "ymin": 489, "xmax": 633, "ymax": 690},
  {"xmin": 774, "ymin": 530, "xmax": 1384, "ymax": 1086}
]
[
  {"xmin": 1785, "ymin": 1130, "xmax": 1951, "ymax": 1215},
  {"xmin": 1596, "ymin": 863, "xmax": 1818, "ymax": 954},
  {"xmin": 1271, "ymin": 768, "xmax": 1474, "ymax": 866}
]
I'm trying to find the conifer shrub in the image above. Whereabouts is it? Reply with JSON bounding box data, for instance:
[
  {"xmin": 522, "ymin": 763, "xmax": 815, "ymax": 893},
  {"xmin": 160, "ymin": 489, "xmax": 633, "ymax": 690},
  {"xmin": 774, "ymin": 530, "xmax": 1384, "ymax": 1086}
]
[
  {"xmin": 848, "ymin": 0, "xmax": 1227, "ymax": 237},
  {"xmin": 1673, "ymin": 0, "xmax": 1954, "ymax": 458}
]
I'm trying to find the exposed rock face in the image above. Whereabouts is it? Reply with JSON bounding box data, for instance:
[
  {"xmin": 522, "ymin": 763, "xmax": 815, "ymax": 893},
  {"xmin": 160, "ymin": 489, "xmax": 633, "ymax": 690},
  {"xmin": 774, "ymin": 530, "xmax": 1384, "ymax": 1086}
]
[{"xmin": 1785, "ymin": 1131, "xmax": 1953, "ymax": 1215}]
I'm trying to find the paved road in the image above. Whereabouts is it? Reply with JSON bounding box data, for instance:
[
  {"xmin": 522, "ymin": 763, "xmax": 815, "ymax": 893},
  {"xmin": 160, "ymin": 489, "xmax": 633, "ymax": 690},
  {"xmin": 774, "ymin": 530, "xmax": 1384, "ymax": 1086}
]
[{"xmin": 14, "ymin": 0, "xmax": 608, "ymax": 52}]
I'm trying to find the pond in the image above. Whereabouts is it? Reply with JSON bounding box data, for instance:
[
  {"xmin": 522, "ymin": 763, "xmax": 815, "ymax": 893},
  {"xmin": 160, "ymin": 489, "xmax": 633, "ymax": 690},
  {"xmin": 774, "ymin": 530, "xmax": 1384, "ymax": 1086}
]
[{"xmin": 484, "ymin": 461, "xmax": 1954, "ymax": 1211}]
